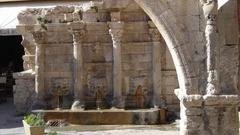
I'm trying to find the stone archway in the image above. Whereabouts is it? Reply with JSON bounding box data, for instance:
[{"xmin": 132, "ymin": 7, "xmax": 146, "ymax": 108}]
[
  {"xmin": 133, "ymin": 1, "xmax": 199, "ymax": 134},
  {"xmin": 134, "ymin": 0, "xmax": 197, "ymax": 95},
  {"xmin": 13, "ymin": 0, "xmax": 240, "ymax": 134},
  {"xmin": 134, "ymin": 0, "xmax": 240, "ymax": 135}
]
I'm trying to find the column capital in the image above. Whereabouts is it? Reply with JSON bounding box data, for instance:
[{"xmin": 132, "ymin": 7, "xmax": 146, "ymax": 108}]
[
  {"xmin": 200, "ymin": 0, "xmax": 218, "ymax": 25},
  {"xmin": 72, "ymin": 30, "xmax": 86, "ymax": 43},
  {"xmin": 149, "ymin": 28, "xmax": 162, "ymax": 41},
  {"xmin": 32, "ymin": 31, "xmax": 47, "ymax": 44},
  {"xmin": 68, "ymin": 22, "xmax": 86, "ymax": 43},
  {"xmin": 108, "ymin": 22, "xmax": 124, "ymax": 43}
]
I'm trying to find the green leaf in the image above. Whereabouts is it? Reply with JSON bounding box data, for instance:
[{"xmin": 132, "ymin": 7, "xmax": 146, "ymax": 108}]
[{"xmin": 24, "ymin": 113, "xmax": 45, "ymax": 126}]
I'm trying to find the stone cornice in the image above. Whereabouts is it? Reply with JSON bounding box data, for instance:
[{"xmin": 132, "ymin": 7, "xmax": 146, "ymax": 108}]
[
  {"xmin": 149, "ymin": 28, "xmax": 161, "ymax": 41},
  {"xmin": 17, "ymin": 23, "xmax": 69, "ymax": 34},
  {"xmin": 175, "ymin": 88, "xmax": 240, "ymax": 107},
  {"xmin": 68, "ymin": 22, "xmax": 86, "ymax": 31}
]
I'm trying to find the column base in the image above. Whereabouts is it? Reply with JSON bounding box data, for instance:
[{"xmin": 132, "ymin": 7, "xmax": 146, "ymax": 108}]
[
  {"xmin": 175, "ymin": 91, "xmax": 240, "ymax": 135},
  {"xmin": 151, "ymin": 96, "xmax": 166, "ymax": 109},
  {"xmin": 112, "ymin": 97, "xmax": 125, "ymax": 109},
  {"xmin": 180, "ymin": 105, "xmax": 239, "ymax": 135},
  {"xmin": 110, "ymin": 107, "xmax": 124, "ymax": 111},
  {"xmin": 71, "ymin": 100, "xmax": 85, "ymax": 111}
]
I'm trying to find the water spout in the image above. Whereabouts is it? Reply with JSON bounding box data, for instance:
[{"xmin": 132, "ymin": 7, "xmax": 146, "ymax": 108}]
[{"xmin": 95, "ymin": 86, "xmax": 103, "ymax": 110}]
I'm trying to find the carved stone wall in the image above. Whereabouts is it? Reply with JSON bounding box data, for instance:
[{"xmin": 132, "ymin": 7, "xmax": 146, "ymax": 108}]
[
  {"xmin": 13, "ymin": 0, "xmax": 240, "ymax": 134},
  {"xmin": 81, "ymin": 23, "xmax": 113, "ymax": 109},
  {"xmin": 15, "ymin": 2, "xmax": 179, "ymax": 112}
]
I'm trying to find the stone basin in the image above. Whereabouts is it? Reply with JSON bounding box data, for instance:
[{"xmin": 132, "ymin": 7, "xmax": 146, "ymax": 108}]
[{"xmin": 33, "ymin": 108, "xmax": 166, "ymax": 125}]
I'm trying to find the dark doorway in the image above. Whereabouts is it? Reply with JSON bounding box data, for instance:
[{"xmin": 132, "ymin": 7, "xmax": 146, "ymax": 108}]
[{"xmin": 0, "ymin": 35, "xmax": 24, "ymax": 98}]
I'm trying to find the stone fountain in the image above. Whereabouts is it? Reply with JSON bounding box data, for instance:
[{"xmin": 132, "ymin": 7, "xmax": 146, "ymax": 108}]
[
  {"xmin": 22, "ymin": 3, "xmax": 170, "ymax": 125},
  {"xmin": 50, "ymin": 78, "xmax": 70, "ymax": 110}
]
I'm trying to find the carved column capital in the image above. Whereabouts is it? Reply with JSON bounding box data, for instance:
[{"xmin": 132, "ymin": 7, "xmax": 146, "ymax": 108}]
[
  {"xmin": 68, "ymin": 22, "xmax": 86, "ymax": 43},
  {"xmin": 149, "ymin": 28, "xmax": 162, "ymax": 41},
  {"xmin": 72, "ymin": 30, "xmax": 86, "ymax": 43},
  {"xmin": 32, "ymin": 31, "xmax": 47, "ymax": 44},
  {"xmin": 108, "ymin": 22, "xmax": 124, "ymax": 43},
  {"xmin": 200, "ymin": 0, "xmax": 218, "ymax": 25}
]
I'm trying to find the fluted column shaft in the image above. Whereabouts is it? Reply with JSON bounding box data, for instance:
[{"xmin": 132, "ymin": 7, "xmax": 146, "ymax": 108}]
[
  {"xmin": 109, "ymin": 22, "xmax": 125, "ymax": 108},
  {"xmin": 32, "ymin": 31, "xmax": 46, "ymax": 108},
  {"xmin": 149, "ymin": 26, "xmax": 163, "ymax": 108},
  {"xmin": 68, "ymin": 22, "xmax": 86, "ymax": 110}
]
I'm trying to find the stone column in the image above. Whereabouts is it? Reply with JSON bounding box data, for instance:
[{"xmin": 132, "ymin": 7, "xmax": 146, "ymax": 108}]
[
  {"xmin": 201, "ymin": 0, "xmax": 220, "ymax": 95},
  {"xmin": 32, "ymin": 31, "xmax": 46, "ymax": 109},
  {"xmin": 148, "ymin": 22, "xmax": 164, "ymax": 108},
  {"xmin": 108, "ymin": 22, "xmax": 125, "ymax": 109},
  {"xmin": 175, "ymin": 1, "xmax": 240, "ymax": 135},
  {"xmin": 68, "ymin": 22, "xmax": 86, "ymax": 110}
]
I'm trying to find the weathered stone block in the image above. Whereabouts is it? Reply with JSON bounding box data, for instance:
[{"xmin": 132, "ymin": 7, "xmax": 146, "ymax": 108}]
[
  {"xmin": 45, "ymin": 46, "xmax": 73, "ymax": 55},
  {"xmin": 164, "ymin": 76, "xmax": 178, "ymax": 86},
  {"xmin": 186, "ymin": 108, "xmax": 202, "ymax": 116},
  {"xmin": 13, "ymin": 71, "xmax": 35, "ymax": 115},
  {"xmin": 186, "ymin": 116, "xmax": 203, "ymax": 129},
  {"xmin": 45, "ymin": 63, "xmax": 72, "ymax": 72},
  {"xmin": 45, "ymin": 55, "xmax": 73, "ymax": 64},
  {"xmin": 124, "ymin": 34, "xmax": 151, "ymax": 43},
  {"xmin": 121, "ymin": 11, "xmax": 149, "ymax": 21}
]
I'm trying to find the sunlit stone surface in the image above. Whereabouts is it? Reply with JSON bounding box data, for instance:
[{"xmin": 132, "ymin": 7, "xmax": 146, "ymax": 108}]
[{"xmin": 13, "ymin": 0, "xmax": 240, "ymax": 135}]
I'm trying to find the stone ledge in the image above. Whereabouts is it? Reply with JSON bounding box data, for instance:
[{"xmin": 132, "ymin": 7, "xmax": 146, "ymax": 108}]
[
  {"xmin": 17, "ymin": 23, "xmax": 69, "ymax": 34},
  {"xmin": 203, "ymin": 95, "xmax": 240, "ymax": 106},
  {"xmin": 175, "ymin": 88, "xmax": 240, "ymax": 107},
  {"xmin": 33, "ymin": 108, "xmax": 163, "ymax": 125},
  {"xmin": 175, "ymin": 88, "xmax": 203, "ymax": 107},
  {"xmin": 13, "ymin": 70, "xmax": 35, "ymax": 79}
]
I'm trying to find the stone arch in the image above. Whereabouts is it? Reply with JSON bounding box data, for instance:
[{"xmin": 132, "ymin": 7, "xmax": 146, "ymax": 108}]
[{"xmin": 134, "ymin": 0, "xmax": 197, "ymax": 94}]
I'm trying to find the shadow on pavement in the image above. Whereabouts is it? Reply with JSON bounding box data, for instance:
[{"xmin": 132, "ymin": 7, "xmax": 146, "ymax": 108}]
[{"xmin": 0, "ymin": 98, "xmax": 23, "ymax": 129}]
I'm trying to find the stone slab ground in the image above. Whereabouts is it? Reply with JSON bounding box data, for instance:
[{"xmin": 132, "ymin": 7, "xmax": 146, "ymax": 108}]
[
  {"xmin": 0, "ymin": 99, "xmax": 24, "ymax": 135},
  {"xmin": 46, "ymin": 124, "xmax": 179, "ymax": 135}
]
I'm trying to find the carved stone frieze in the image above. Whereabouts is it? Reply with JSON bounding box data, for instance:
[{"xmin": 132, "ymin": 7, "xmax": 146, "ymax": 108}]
[{"xmin": 200, "ymin": 0, "xmax": 218, "ymax": 25}]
